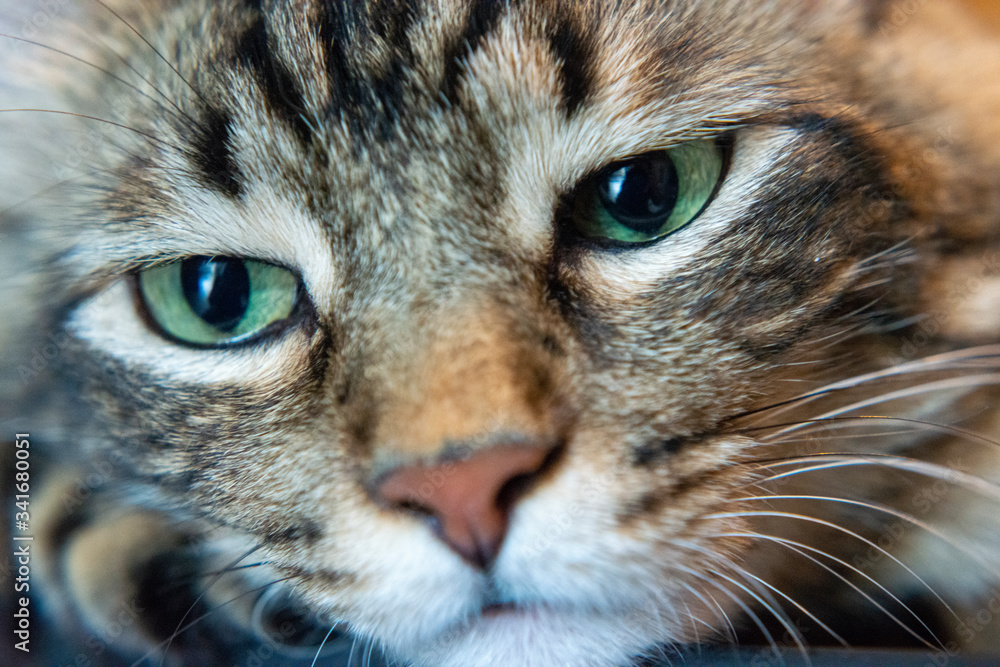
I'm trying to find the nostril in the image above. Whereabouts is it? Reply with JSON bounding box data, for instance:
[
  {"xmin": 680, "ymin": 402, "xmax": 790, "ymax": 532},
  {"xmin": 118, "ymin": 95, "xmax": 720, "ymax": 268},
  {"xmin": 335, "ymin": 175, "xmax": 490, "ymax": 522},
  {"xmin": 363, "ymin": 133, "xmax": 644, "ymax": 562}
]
[
  {"xmin": 395, "ymin": 499, "xmax": 433, "ymax": 516},
  {"xmin": 495, "ymin": 443, "xmax": 563, "ymax": 512},
  {"xmin": 495, "ymin": 471, "xmax": 536, "ymax": 513},
  {"xmin": 374, "ymin": 443, "xmax": 559, "ymax": 568}
]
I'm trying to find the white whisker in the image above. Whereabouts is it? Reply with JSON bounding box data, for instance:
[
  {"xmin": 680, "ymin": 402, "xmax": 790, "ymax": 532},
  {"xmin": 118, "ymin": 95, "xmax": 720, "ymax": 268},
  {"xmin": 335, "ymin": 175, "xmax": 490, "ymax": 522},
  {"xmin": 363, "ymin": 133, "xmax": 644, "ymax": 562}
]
[
  {"xmin": 673, "ymin": 543, "xmax": 806, "ymax": 661},
  {"xmin": 763, "ymin": 374, "xmax": 1000, "ymax": 440},
  {"xmin": 704, "ymin": 507, "xmax": 966, "ymax": 616},
  {"xmin": 677, "ymin": 565, "xmax": 786, "ymax": 660},
  {"xmin": 134, "ymin": 574, "xmax": 293, "ymax": 667},
  {"xmin": 0, "ymin": 108, "xmax": 179, "ymax": 150},
  {"xmin": 750, "ymin": 454, "xmax": 1000, "ymax": 502},
  {"xmin": 311, "ymin": 624, "xmax": 340, "ymax": 667},
  {"xmin": 739, "ymin": 568, "xmax": 847, "ymax": 648},
  {"xmin": 731, "ymin": 346, "xmax": 1000, "ymax": 426},
  {"xmin": 0, "ymin": 33, "xmax": 194, "ymax": 126},
  {"xmin": 713, "ymin": 529, "xmax": 950, "ymax": 645},
  {"xmin": 89, "ymin": 0, "xmax": 207, "ymax": 105},
  {"xmin": 686, "ymin": 581, "xmax": 739, "ymax": 643}
]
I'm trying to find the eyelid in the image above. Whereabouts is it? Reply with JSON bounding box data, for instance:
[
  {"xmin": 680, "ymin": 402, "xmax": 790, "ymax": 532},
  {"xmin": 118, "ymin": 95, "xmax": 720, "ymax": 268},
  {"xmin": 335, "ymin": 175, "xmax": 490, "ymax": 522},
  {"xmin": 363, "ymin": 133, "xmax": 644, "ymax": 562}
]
[
  {"xmin": 131, "ymin": 256, "xmax": 312, "ymax": 350},
  {"xmin": 561, "ymin": 134, "xmax": 734, "ymax": 250}
]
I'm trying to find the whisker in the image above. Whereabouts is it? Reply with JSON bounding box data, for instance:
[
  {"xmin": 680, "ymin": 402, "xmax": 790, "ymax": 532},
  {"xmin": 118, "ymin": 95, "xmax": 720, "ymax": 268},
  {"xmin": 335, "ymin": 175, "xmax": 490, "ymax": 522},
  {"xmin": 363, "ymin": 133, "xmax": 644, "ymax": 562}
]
[
  {"xmin": 0, "ymin": 170, "xmax": 98, "ymax": 217},
  {"xmin": 672, "ymin": 546, "xmax": 802, "ymax": 660},
  {"xmin": 0, "ymin": 33, "xmax": 195, "ymax": 127},
  {"xmin": 705, "ymin": 506, "xmax": 968, "ymax": 616},
  {"xmin": 155, "ymin": 544, "xmax": 263, "ymax": 666},
  {"xmin": 712, "ymin": 529, "xmax": 949, "ymax": 645},
  {"xmin": 755, "ymin": 416, "xmax": 1000, "ymax": 450},
  {"xmin": 679, "ymin": 599, "xmax": 701, "ymax": 647},
  {"xmin": 679, "ymin": 582, "xmax": 732, "ymax": 642},
  {"xmin": 133, "ymin": 574, "xmax": 295, "ymax": 667},
  {"xmin": 725, "ymin": 346, "xmax": 1000, "ymax": 425},
  {"xmin": 679, "ymin": 566, "xmax": 785, "ymax": 660},
  {"xmin": 0, "ymin": 109, "xmax": 179, "ymax": 150},
  {"xmin": 347, "ymin": 636, "xmax": 360, "ymax": 667},
  {"xmin": 731, "ymin": 492, "xmax": 1000, "ymax": 581},
  {"xmin": 747, "ymin": 453, "xmax": 1000, "ymax": 502},
  {"xmin": 166, "ymin": 560, "xmax": 267, "ymax": 588},
  {"xmin": 758, "ymin": 375, "xmax": 1000, "ymax": 439},
  {"xmin": 757, "ymin": 425, "xmax": 933, "ymax": 447},
  {"xmin": 720, "ymin": 569, "xmax": 808, "ymax": 659},
  {"xmin": 311, "ymin": 624, "xmax": 341, "ymax": 667},
  {"xmin": 739, "ymin": 568, "xmax": 847, "ymax": 648},
  {"xmin": 685, "ymin": 581, "xmax": 738, "ymax": 643},
  {"xmin": 89, "ymin": 0, "xmax": 208, "ymax": 106}
]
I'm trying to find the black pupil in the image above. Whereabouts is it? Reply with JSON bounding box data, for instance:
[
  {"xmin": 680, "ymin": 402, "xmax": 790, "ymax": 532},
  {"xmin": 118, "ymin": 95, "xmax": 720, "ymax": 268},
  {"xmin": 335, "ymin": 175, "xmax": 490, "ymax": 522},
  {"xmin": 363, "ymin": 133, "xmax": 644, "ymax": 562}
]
[
  {"xmin": 180, "ymin": 256, "xmax": 250, "ymax": 332},
  {"xmin": 598, "ymin": 153, "xmax": 679, "ymax": 234}
]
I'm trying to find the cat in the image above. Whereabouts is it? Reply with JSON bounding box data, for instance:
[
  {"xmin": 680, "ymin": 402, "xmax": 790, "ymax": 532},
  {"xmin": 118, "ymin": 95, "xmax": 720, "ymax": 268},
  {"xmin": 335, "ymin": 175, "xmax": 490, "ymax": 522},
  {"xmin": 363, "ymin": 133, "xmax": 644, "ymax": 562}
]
[{"xmin": 2, "ymin": 0, "xmax": 1000, "ymax": 665}]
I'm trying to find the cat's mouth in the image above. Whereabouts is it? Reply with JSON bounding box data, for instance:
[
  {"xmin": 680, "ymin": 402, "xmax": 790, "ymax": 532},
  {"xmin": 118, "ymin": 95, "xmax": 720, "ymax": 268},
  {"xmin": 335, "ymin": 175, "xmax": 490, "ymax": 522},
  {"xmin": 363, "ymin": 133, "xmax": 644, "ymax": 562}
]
[
  {"xmin": 478, "ymin": 579, "xmax": 534, "ymax": 618},
  {"xmin": 481, "ymin": 601, "xmax": 519, "ymax": 617}
]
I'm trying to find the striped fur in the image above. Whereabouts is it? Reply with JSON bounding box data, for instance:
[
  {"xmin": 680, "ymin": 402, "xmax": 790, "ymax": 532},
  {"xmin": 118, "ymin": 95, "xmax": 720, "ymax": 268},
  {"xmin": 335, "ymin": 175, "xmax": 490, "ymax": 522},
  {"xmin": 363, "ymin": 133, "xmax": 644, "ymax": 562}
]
[{"xmin": 2, "ymin": 0, "xmax": 1000, "ymax": 664}]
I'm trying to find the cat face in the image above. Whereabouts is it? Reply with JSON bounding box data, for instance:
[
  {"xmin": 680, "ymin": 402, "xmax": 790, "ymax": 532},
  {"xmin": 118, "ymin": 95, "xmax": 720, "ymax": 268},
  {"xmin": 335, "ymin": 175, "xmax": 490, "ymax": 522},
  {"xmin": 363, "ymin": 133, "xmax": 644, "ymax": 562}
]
[{"xmin": 5, "ymin": 0, "xmax": 1000, "ymax": 665}]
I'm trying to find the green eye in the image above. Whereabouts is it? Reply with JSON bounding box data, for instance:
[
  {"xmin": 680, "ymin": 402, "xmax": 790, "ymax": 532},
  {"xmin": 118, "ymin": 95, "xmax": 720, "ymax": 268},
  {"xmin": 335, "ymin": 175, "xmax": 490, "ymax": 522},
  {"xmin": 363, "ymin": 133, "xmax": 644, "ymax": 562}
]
[
  {"xmin": 138, "ymin": 257, "xmax": 299, "ymax": 346},
  {"xmin": 572, "ymin": 139, "xmax": 725, "ymax": 244}
]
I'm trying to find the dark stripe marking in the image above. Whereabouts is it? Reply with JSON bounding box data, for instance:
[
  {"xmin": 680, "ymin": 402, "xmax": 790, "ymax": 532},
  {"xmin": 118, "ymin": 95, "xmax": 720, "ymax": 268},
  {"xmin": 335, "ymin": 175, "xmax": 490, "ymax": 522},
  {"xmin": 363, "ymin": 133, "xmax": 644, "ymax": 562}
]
[
  {"xmin": 263, "ymin": 521, "xmax": 323, "ymax": 545},
  {"xmin": 364, "ymin": 0, "xmax": 419, "ymax": 137},
  {"xmin": 632, "ymin": 436, "xmax": 686, "ymax": 466},
  {"xmin": 278, "ymin": 564, "xmax": 353, "ymax": 587},
  {"xmin": 318, "ymin": 0, "xmax": 421, "ymax": 139},
  {"xmin": 236, "ymin": 16, "xmax": 314, "ymax": 145},
  {"xmin": 319, "ymin": 0, "xmax": 365, "ymax": 113},
  {"xmin": 191, "ymin": 107, "xmax": 242, "ymax": 197},
  {"xmin": 441, "ymin": 0, "xmax": 514, "ymax": 105},
  {"xmin": 368, "ymin": 0, "xmax": 419, "ymax": 48},
  {"xmin": 617, "ymin": 467, "xmax": 722, "ymax": 524},
  {"xmin": 546, "ymin": 17, "xmax": 592, "ymax": 116}
]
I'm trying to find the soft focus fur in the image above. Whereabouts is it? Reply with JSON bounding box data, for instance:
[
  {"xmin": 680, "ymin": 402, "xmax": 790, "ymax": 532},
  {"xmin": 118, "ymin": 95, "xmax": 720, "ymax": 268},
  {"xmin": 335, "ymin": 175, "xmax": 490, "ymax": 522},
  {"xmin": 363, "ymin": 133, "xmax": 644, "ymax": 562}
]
[{"xmin": 2, "ymin": 0, "xmax": 1000, "ymax": 665}]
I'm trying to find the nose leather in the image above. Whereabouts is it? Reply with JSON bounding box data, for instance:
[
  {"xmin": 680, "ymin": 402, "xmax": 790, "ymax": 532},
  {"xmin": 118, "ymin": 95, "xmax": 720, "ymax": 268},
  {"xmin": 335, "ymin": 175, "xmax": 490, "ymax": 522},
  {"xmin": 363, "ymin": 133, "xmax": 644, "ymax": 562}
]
[{"xmin": 375, "ymin": 444, "xmax": 553, "ymax": 568}]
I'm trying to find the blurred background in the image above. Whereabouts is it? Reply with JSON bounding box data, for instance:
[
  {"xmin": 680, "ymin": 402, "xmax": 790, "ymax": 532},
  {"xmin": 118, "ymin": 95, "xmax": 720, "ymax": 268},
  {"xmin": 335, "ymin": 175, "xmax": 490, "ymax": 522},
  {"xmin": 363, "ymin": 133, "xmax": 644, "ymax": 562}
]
[{"xmin": 962, "ymin": 0, "xmax": 1000, "ymax": 28}]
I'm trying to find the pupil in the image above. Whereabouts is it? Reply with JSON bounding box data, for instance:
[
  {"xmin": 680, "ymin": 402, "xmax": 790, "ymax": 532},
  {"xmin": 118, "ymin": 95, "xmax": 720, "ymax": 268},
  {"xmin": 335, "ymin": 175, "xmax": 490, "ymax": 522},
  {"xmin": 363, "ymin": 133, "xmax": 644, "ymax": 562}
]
[
  {"xmin": 180, "ymin": 256, "xmax": 250, "ymax": 332},
  {"xmin": 598, "ymin": 154, "xmax": 679, "ymax": 234}
]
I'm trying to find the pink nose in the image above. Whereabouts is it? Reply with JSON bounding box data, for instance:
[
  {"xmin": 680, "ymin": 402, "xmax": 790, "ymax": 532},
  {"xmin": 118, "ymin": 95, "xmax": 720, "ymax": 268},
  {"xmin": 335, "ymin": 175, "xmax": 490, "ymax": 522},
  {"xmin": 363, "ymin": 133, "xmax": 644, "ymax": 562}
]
[{"xmin": 375, "ymin": 444, "xmax": 555, "ymax": 568}]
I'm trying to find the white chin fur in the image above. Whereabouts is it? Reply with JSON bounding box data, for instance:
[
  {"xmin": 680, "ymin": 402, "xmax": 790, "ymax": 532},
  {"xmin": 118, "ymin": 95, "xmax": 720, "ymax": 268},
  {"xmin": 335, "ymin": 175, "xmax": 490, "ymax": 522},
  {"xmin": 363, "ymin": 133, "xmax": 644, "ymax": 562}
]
[{"xmin": 388, "ymin": 605, "xmax": 670, "ymax": 667}]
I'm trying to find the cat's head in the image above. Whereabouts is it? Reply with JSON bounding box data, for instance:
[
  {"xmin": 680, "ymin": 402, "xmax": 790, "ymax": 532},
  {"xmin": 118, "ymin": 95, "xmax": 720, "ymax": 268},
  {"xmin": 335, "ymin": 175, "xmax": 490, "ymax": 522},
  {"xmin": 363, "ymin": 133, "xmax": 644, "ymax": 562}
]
[{"xmin": 4, "ymin": 0, "xmax": 1000, "ymax": 664}]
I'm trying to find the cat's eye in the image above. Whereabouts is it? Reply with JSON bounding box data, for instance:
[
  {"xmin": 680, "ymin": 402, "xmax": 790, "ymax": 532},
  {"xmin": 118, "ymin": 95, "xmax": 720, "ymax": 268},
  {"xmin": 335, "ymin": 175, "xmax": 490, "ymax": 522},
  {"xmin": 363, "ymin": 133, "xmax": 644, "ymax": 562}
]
[
  {"xmin": 137, "ymin": 256, "xmax": 299, "ymax": 346},
  {"xmin": 571, "ymin": 139, "xmax": 725, "ymax": 244}
]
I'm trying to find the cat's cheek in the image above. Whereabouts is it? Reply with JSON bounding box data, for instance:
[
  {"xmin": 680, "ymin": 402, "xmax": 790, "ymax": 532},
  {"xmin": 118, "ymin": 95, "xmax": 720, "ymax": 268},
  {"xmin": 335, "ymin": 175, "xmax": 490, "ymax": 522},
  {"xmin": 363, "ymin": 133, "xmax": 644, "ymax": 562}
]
[{"xmin": 297, "ymin": 510, "xmax": 481, "ymax": 647}]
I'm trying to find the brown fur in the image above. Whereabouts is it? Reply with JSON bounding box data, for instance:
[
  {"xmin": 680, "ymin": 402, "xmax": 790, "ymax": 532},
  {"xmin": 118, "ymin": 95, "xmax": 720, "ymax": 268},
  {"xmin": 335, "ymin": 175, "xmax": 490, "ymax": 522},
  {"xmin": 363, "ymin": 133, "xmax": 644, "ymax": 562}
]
[{"xmin": 2, "ymin": 0, "xmax": 1000, "ymax": 664}]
